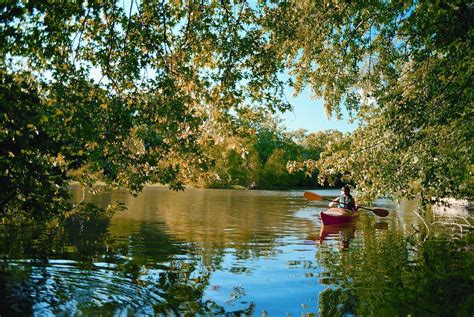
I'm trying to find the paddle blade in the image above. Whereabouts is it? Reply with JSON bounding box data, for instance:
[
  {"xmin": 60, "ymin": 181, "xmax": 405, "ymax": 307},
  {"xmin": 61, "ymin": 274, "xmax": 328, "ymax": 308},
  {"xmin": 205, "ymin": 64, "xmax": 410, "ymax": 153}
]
[
  {"xmin": 304, "ymin": 192, "xmax": 323, "ymax": 201},
  {"xmin": 372, "ymin": 208, "xmax": 389, "ymax": 217}
]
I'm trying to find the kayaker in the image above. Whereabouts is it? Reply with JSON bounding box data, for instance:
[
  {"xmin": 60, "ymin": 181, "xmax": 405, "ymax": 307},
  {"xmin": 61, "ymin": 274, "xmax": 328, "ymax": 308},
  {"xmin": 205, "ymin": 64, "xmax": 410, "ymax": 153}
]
[{"xmin": 329, "ymin": 185, "xmax": 357, "ymax": 211}]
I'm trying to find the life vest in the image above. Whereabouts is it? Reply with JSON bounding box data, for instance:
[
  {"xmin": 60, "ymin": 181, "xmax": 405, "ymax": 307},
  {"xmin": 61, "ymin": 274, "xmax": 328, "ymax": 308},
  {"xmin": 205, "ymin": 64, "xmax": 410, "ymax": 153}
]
[{"xmin": 339, "ymin": 193, "xmax": 355, "ymax": 210}]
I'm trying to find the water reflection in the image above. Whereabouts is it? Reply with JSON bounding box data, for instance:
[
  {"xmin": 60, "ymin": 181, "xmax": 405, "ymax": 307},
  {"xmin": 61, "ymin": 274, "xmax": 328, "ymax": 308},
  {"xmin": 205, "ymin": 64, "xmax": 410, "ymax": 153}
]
[
  {"xmin": 316, "ymin": 215, "xmax": 473, "ymax": 316},
  {"xmin": 318, "ymin": 223, "xmax": 356, "ymax": 249},
  {"xmin": 0, "ymin": 188, "xmax": 472, "ymax": 315}
]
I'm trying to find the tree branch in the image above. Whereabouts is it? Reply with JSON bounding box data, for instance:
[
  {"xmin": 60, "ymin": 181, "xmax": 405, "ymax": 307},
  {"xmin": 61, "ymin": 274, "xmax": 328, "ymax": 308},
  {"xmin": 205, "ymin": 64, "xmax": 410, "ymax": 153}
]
[{"xmin": 72, "ymin": 7, "xmax": 91, "ymax": 65}]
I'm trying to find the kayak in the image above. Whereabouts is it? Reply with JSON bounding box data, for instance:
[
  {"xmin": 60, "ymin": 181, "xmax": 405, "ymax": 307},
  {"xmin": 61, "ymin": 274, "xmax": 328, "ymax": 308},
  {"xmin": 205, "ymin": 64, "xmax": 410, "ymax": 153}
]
[{"xmin": 320, "ymin": 208, "xmax": 359, "ymax": 226}]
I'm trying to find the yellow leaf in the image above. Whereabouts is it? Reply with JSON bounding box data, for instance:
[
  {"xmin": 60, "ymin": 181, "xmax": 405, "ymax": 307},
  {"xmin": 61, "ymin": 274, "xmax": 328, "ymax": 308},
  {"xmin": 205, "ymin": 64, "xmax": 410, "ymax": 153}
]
[
  {"xmin": 85, "ymin": 142, "xmax": 98, "ymax": 150},
  {"xmin": 57, "ymin": 153, "xmax": 66, "ymax": 166}
]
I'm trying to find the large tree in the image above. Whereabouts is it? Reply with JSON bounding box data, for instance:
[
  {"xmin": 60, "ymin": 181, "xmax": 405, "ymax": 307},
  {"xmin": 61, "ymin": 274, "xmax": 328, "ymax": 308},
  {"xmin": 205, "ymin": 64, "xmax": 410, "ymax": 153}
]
[
  {"xmin": 1, "ymin": 0, "xmax": 289, "ymax": 220},
  {"xmin": 263, "ymin": 0, "xmax": 473, "ymax": 202}
]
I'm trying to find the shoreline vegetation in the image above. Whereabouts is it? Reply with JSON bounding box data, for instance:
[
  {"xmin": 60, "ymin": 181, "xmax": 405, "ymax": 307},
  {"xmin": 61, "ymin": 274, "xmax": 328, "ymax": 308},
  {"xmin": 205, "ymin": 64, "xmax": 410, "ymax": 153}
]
[
  {"xmin": 68, "ymin": 181, "xmax": 342, "ymax": 191},
  {"xmin": 67, "ymin": 180, "xmax": 344, "ymax": 193}
]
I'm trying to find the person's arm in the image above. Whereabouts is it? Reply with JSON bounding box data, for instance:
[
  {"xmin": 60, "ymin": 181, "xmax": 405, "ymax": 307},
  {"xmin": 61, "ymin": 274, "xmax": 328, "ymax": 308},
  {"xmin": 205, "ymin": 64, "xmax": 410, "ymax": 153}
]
[{"xmin": 329, "ymin": 197, "xmax": 339, "ymax": 207}]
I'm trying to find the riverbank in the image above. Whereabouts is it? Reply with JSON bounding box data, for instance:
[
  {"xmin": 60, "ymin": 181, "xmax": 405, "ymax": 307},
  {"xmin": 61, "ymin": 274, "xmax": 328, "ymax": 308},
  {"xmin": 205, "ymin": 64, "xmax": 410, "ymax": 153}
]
[{"xmin": 68, "ymin": 181, "xmax": 337, "ymax": 191}]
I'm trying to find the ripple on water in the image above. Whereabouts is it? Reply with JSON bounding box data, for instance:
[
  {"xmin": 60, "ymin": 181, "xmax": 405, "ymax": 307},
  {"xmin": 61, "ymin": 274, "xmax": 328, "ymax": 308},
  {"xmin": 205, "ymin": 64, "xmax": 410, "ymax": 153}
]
[{"xmin": 3, "ymin": 258, "xmax": 165, "ymax": 315}]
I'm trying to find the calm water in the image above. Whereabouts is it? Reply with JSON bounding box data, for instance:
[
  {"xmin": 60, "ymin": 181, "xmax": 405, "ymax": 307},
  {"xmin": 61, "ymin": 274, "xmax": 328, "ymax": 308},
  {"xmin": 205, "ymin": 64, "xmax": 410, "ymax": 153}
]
[{"xmin": 0, "ymin": 187, "xmax": 472, "ymax": 316}]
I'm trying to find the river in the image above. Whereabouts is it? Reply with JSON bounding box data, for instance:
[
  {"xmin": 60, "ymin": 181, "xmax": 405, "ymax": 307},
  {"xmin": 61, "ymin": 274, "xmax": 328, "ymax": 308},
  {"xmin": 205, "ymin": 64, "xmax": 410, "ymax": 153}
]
[{"xmin": 0, "ymin": 187, "xmax": 472, "ymax": 315}]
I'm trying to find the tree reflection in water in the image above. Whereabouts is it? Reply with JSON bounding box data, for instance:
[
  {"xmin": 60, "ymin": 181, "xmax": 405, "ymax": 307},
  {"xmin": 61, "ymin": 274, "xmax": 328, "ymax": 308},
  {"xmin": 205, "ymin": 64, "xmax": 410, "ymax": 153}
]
[
  {"xmin": 0, "ymin": 215, "xmax": 255, "ymax": 315},
  {"xmin": 316, "ymin": 217, "xmax": 474, "ymax": 316}
]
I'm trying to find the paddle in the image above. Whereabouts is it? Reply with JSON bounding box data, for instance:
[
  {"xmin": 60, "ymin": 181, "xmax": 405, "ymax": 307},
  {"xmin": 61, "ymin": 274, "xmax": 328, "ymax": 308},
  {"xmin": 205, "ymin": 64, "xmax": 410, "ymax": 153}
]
[{"xmin": 304, "ymin": 191, "xmax": 389, "ymax": 217}]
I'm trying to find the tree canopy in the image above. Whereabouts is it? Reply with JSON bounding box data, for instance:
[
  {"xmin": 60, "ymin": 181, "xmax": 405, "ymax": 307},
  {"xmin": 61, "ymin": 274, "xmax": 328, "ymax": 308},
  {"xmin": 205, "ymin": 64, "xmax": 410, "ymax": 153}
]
[
  {"xmin": 265, "ymin": 0, "xmax": 473, "ymax": 202},
  {"xmin": 1, "ymin": 0, "xmax": 289, "ymax": 220}
]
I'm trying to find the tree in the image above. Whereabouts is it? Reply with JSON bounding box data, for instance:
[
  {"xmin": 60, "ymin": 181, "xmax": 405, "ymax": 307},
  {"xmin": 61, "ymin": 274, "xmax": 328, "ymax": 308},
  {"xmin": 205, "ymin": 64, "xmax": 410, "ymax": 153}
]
[
  {"xmin": 287, "ymin": 130, "xmax": 345, "ymax": 188},
  {"xmin": 263, "ymin": 1, "xmax": 473, "ymax": 202},
  {"xmin": 1, "ymin": 1, "xmax": 290, "ymax": 220}
]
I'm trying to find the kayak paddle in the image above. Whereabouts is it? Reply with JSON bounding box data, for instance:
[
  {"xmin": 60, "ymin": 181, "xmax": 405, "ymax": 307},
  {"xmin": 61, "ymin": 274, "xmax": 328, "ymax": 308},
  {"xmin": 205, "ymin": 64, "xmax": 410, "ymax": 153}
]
[{"xmin": 304, "ymin": 191, "xmax": 389, "ymax": 217}]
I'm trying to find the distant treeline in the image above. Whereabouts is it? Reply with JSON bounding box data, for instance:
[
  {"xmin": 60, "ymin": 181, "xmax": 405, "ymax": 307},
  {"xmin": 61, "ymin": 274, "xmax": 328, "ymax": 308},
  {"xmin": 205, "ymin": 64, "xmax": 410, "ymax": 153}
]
[{"xmin": 179, "ymin": 118, "xmax": 346, "ymax": 190}]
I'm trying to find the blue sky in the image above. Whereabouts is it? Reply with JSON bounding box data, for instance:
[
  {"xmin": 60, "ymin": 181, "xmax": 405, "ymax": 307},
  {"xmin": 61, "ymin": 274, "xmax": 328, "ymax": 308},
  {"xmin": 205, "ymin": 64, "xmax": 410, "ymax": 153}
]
[{"xmin": 279, "ymin": 86, "xmax": 358, "ymax": 133}]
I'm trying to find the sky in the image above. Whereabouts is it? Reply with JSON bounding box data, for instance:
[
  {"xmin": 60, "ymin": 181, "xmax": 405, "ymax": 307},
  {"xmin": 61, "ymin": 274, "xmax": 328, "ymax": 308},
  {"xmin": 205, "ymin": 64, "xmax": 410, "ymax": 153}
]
[{"xmin": 279, "ymin": 86, "xmax": 359, "ymax": 134}]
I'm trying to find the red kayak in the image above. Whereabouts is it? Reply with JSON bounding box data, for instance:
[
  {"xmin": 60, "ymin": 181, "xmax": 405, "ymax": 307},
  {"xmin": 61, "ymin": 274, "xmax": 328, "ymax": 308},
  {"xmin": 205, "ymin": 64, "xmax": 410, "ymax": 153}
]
[{"xmin": 320, "ymin": 208, "xmax": 359, "ymax": 225}]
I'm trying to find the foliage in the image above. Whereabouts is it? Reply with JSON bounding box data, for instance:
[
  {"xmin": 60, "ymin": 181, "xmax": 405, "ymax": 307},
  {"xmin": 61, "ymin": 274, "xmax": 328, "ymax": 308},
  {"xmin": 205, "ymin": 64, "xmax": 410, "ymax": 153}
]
[
  {"xmin": 1, "ymin": 72, "xmax": 71, "ymax": 221},
  {"xmin": 287, "ymin": 130, "xmax": 346, "ymax": 187},
  {"xmin": 263, "ymin": 0, "xmax": 473, "ymax": 202},
  {"xmin": 1, "ymin": 0, "xmax": 290, "ymax": 220},
  {"xmin": 195, "ymin": 115, "xmax": 320, "ymax": 189}
]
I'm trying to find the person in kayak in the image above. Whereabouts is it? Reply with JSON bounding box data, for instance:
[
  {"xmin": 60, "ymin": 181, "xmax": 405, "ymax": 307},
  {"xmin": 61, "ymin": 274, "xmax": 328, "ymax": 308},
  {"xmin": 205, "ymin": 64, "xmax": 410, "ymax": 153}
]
[{"xmin": 329, "ymin": 185, "xmax": 357, "ymax": 211}]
